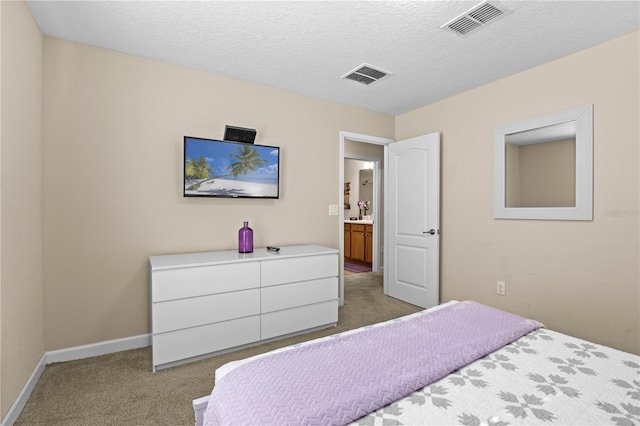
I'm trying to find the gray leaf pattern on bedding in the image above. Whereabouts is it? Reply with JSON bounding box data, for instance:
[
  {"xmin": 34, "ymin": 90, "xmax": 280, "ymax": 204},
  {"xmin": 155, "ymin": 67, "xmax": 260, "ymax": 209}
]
[
  {"xmin": 595, "ymin": 401, "xmax": 639, "ymax": 426},
  {"xmin": 528, "ymin": 373, "xmax": 581, "ymax": 398},
  {"xmin": 523, "ymin": 330, "xmax": 555, "ymax": 342},
  {"xmin": 611, "ymin": 379, "xmax": 640, "ymax": 401},
  {"xmin": 565, "ymin": 342, "xmax": 610, "ymax": 359},
  {"xmin": 449, "ymin": 369, "xmax": 488, "ymax": 388},
  {"xmin": 595, "ymin": 360, "xmax": 640, "ymax": 425},
  {"xmin": 548, "ymin": 356, "xmax": 598, "ymax": 376},
  {"xmin": 481, "ymin": 353, "xmax": 517, "ymax": 371},
  {"xmin": 500, "ymin": 392, "xmax": 557, "ymax": 422},
  {"xmin": 409, "ymin": 384, "xmax": 452, "ymax": 409},
  {"xmin": 504, "ymin": 339, "xmax": 538, "ymax": 355},
  {"xmin": 353, "ymin": 328, "xmax": 640, "ymax": 425}
]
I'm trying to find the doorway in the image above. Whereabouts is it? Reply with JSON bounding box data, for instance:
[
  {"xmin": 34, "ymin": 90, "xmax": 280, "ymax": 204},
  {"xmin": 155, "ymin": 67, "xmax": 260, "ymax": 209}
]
[
  {"xmin": 338, "ymin": 131, "xmax": 394, "ymax": 306},
  {"xmin": 344, "ymin": 157, "xmax": 378, "ymax": 276}
]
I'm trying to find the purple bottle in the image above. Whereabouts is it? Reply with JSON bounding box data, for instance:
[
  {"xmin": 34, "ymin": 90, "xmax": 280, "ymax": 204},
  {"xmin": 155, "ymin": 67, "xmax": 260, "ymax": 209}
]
[{"xmin": 238, "ymin": 221, "xmax": 253, "ymax": 253}]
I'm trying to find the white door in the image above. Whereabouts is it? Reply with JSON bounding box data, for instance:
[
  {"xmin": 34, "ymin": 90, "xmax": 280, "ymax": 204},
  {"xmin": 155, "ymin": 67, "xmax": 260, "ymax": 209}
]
[{"xmin": 385, "ymin": 132, "xmax": 440, "ymax": 308}]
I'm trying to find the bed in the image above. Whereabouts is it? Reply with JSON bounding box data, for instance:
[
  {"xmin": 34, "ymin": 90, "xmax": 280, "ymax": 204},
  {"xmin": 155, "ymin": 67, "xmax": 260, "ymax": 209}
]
[{"xmin": 193, "ymin": 300, "xmax": 639, "ymax": 426}]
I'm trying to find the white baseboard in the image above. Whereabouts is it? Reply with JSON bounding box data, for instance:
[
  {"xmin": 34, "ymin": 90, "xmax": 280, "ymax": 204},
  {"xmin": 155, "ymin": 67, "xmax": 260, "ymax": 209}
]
[
  {"xmin": 1, "ymin": 334, "xmax": 150, "ymax": 426},
  {"xmin": 46, "ymin": 333, "xmax": 150, "ymax": 364},
  {"xmin": 1, "ymin": 354, "xmax": 46, "ymax": 426}
]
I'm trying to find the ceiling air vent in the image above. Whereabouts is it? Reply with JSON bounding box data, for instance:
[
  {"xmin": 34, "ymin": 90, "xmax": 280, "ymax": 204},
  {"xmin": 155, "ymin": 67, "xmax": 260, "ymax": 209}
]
[
  {"xmin": 342, "ymin": 64, "xmax": 392, "ymax": 86},
  {"xmin": 440, "ymin": 1, "xmax": 509, "ymax": 37}
]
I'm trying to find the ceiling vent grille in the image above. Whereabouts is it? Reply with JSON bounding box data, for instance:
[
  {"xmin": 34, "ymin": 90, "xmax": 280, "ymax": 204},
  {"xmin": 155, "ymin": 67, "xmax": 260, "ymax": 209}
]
[
  {"xmin": 440, "ymin": 1, "xmax": 509, "ymax": 36},
  {"xmin": 342, "ymin": 64, "xmax": 392, "ymax": 86}
]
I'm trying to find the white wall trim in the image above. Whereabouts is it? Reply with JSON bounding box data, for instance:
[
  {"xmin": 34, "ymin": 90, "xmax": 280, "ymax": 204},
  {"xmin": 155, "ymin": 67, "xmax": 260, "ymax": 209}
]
[
  {"xmin": 1, "ymin": 334, "xmax": 150, "ymax": 426},
  {"xmin": 339, "ymin": 131, "xmax": 394, "ymax": 306},
  {"xmin": 46, "ymin": 333, "xmax": 150, "ymax": 364},
  {"xmin": 1, "ymin": 354, "xmax": 47, "ymax": 426}
]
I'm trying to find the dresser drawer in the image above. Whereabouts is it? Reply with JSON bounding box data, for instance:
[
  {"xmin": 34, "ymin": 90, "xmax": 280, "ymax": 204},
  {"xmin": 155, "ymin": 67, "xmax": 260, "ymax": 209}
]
[
  {"xmin": 261, "ymin": 254, "xmax": 338, "ymax": 287},
  {"xmin": 153, "ymin": 289, "xmax": 260, "ymax": 334},
  {"xmin": 261, "ymin": 300, "xmax": 338, "ymax": 340},
  {"xmin": 152, "ymin": 316, "xmax": 260, "ymax": 368},
  {"xmin": 152, "ymin": 262, "xmax": 260, "ymax": 302},
  {"xmin": 261, "ymin": 277, "xmax": 337, "ymax": 313}
]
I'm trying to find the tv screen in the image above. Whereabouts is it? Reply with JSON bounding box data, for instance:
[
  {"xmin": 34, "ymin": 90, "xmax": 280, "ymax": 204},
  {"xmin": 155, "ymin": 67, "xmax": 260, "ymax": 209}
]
[{"xmin": 184, "ymin": 136, "xmax": 280, "ymax": 199}]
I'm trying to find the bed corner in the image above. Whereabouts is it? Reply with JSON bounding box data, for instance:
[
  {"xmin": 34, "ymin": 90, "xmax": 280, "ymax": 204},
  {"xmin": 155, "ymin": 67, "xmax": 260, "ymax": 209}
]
[{"xmin": 193, "ymin": 395, "xmax": 209, "ymax": 426}]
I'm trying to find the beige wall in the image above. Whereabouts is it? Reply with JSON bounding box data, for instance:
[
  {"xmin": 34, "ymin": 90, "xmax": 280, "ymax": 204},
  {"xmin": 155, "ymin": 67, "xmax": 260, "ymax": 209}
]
[
  {"xmin": 396, "ymin": 31, "xmax": 640, "ymax": 354},
  {"xmin": 41, "ymin": 37, "xmax": 394, "ymax": 351},
  {"xmin": 0, "ymin": 1, "xmax": 45, "ymax": 417}
]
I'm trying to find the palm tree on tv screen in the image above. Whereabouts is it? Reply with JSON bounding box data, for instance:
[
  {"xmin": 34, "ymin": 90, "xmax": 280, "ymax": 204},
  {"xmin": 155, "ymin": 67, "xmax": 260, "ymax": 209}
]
[
  {"xmin": 227, "ymin": 145, "xmax": 268, "ymax": 178},
  {"xmin": 185, "ymin": 156, "xmax": 211, "ymax": 180}
]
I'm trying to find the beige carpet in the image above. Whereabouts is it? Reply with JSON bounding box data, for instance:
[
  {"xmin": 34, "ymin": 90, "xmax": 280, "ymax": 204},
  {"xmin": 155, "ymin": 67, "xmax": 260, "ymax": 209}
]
[{"xmin": 16, "ymin": 272, "xmax": 421, "ymax": 425}]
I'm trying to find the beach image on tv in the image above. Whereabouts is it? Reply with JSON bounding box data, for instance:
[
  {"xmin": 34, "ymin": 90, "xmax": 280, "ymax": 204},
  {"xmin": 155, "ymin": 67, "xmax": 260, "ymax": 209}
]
[{"xmin": 184, "ymin": 137, "xmax": 279, "ymax": 198}]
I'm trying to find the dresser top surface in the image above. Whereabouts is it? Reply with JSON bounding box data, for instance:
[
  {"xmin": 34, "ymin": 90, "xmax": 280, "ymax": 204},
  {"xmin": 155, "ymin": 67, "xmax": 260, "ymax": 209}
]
[{"xmin": 149, "ymin": 244, "xmax": 337, "ymax": 270}]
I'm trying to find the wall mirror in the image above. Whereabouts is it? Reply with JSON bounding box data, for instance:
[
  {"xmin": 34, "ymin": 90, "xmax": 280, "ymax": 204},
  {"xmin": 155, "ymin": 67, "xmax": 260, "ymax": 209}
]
[
  {"xmin": 494, "ymin": 104, "xmax": 593, "ymax": 220},
  {"xmin": 359, "ymin": 168, "xmax": 374, "ymax": 214}
]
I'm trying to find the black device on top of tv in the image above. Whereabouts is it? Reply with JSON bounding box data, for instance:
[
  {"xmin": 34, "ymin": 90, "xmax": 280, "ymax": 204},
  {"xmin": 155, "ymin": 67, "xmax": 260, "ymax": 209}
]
[{"xmin": 224, "ymin": 125, "xmax": 256, "ymax": 144}]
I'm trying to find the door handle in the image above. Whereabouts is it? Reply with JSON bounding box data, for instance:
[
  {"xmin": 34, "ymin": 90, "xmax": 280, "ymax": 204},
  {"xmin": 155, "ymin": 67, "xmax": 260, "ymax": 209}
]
[{"xmin": 423, "ymin": 229, "xmax": 439, "ymax": 235}]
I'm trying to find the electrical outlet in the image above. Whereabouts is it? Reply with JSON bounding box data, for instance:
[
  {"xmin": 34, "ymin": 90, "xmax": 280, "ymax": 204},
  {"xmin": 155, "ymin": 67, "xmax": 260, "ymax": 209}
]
[
  {"xmin": 497, "ymin": 281, "xmax": 506, "ymax": 296},
  {"xmin": 328, "ymin": 205, "xmax": 339, "ymax": 215}
]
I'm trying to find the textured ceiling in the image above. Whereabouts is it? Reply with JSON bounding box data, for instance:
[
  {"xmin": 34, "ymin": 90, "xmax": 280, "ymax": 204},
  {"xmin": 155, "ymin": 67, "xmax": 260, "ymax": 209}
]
[{"xmin": 26, "ymin": 1, "xmax": 640, "ymax": 115}]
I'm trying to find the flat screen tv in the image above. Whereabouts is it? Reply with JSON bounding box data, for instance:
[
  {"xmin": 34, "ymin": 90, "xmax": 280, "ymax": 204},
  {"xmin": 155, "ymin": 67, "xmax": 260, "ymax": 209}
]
[{"xmin": 184, "ymin": 136, "xmax": 280, "ymax": 199}]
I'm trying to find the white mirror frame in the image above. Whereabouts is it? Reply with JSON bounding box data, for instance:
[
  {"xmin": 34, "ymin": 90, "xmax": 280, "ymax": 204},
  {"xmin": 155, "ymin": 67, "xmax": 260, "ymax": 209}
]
[{"xmin": 494, "ymin": 104, "xmax": 593, "ymax": 220}]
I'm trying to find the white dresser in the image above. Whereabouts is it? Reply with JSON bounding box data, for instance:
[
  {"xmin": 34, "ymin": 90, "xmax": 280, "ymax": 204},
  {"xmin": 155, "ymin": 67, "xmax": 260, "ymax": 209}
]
[{"xmin": 149, "ymin": 245, "xmax": 339, "ymax": 371}]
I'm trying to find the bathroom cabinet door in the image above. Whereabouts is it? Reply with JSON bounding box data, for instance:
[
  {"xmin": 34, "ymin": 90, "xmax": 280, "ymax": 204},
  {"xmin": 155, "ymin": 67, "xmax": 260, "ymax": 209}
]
[
  {"xmin": 350, "ymin": 224, "xmax": 366, "ymax": 262},
  {"xmin": 365, "ymin": 225, "xmax": 373, "ymax": 263}
]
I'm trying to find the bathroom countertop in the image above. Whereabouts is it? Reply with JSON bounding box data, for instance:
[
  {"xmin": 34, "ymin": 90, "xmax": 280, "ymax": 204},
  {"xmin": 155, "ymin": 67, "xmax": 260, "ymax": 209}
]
[{"xmin": 344, "ymin": 220, "xmax": 374, "ymax": 225}]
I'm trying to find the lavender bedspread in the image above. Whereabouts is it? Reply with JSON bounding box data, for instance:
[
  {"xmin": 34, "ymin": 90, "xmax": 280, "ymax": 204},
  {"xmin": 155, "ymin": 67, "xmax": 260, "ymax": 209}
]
[{"xmin": 204, "ymin": 301, "xmax": 541, "ymax": 426}]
